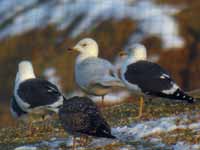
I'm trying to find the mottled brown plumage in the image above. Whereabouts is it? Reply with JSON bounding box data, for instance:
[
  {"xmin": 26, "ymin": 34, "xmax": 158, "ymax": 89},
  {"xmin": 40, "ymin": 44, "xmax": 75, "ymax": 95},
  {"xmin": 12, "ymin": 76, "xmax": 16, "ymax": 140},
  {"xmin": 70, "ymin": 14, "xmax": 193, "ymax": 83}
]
[{"xmin": 59, "ymin": 96, "xmax": 115, "ymax": 139}]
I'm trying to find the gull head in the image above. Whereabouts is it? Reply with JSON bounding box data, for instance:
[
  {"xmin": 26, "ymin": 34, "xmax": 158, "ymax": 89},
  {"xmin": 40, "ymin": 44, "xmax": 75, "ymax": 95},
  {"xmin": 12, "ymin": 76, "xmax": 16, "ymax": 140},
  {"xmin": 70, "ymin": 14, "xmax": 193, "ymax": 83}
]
[
  {"xmin": 127, "ymin": 44, "xmax": 147, "ymax": 61},
  {"xmin": 71, "ymin": 38, "xmax": 99, "ymax": 57},
  {"xmin": 15, "ymin": 60, "xmax": 36, "ymax": 84},
  {"xmin": 118, "ymin": 49, "xmax": 128, "ymax": 59}
]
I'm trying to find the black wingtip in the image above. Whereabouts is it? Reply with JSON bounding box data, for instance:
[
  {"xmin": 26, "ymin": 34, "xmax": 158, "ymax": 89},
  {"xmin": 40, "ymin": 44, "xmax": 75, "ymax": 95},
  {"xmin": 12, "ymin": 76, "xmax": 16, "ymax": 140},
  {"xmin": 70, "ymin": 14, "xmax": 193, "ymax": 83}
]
[
  {"xmin": 157, "ymin": 88, "xmax": 196, "ymax": 104},
  {"xmin": 97, "ymin": 132, "xmax": 116, "ymax": 139},
  {"xmin": 173, "ymin": 89, "xmax": 196, "ymax": 104},
  {"xmin": 187, "ymin": 98, "xmax": 196, "ymax": 104},
  {"xmin": 95, "ymin": 122, "xmax": 117, "ymax": 139},
  {"xmin": 99, "ymin": 131, "xmax": 116, "ymax": 139},
  {"xmin": 106, "ymin": 134, "xmax": 116, "ymax": 139}
]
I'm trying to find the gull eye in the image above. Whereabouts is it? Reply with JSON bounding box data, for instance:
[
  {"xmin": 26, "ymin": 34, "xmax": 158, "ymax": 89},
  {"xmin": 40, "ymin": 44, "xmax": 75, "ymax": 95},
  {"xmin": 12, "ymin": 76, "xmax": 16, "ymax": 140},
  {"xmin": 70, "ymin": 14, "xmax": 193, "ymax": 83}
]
[{"xmin": 82, "ymin": 43, "xmax": 87, "ymax": 47}]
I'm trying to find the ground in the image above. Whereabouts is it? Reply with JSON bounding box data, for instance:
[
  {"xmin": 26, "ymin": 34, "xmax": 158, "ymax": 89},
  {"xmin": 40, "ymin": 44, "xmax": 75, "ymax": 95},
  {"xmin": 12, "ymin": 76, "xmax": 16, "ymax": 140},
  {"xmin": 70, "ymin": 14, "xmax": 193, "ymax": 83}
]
[{"xmin": 0, "ymin": 90, "xmax": 200, "ymax": 150}]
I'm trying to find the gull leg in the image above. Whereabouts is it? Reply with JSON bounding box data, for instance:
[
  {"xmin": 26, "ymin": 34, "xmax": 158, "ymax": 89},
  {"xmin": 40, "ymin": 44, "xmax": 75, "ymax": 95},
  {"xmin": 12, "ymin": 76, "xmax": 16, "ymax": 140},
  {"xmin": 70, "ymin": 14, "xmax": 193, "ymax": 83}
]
[
  {"xmin": 79, "ymin": 135, "xmax": 89, "ymax": 146},
  {"xmin": 72, "ymin": 136, "xmax": 76, "ymax": 150},
  {"xmin": 42, "ymin": 114, "xmax": 52, "ymax": 132},
  {"xmin": 79, "ymin": 136, "xmax": 84, "ymax": 146},
  {"xmin": 138, "ymin": 96, "xmax": 144, "ymax": 118},
  {"xmin": 27, "ymin": 121, "xmax": 33, "ymax": 136},
  {"xmin": 84, "ymin": 136, "xmax": 89, "ymax": 145},
  {"xmin": 101, "ymin": 95, "xmax": 105, "ymax": 107},
  {"xmin": 42, "ymin": 114, "xmax": 46, "ymax": 131},
  {"xmin": 135, "ymin": 96, "xmax": 144, "ymax": 119},
  {"xmin": 79, "ymin": 136, "xmax": 82, "ymax": 146}
]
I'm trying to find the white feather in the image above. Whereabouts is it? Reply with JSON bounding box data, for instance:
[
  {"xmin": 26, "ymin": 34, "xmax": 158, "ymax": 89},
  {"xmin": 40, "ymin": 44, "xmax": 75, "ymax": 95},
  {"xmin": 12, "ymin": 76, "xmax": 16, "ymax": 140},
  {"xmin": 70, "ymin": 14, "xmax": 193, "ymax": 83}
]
[{"xmin": 162, "ymin": 83, "xmax": 179, "ymax": 94}]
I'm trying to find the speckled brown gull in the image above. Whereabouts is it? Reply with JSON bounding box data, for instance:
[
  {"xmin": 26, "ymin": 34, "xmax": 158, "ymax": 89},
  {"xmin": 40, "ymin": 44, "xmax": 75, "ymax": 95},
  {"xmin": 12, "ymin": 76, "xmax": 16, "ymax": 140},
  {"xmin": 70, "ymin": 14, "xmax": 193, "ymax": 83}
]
[{"xmin": 59, "ymin": 96, "xmax": 115, "ymax": 150}]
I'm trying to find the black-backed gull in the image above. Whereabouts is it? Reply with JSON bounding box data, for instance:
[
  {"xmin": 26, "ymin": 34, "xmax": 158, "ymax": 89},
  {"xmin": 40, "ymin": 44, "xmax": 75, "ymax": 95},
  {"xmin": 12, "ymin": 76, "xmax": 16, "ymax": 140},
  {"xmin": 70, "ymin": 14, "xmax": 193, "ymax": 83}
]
[
  {"xmin": 119, "ymin": 44, "xmax": 195, "ymax": 118},
  {"xmin": 11, "ymin": 61, "xmax": 64, "ymax": 122}
]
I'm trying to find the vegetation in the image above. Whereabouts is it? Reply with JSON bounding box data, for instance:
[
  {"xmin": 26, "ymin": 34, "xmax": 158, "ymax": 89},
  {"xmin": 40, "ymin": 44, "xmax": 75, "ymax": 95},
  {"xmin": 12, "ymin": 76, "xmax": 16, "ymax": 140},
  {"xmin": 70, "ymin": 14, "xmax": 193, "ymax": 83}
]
[
  {"xmin": 0, "ymin": 0, "xmax": 200, "ymax": 128},
  {"xmin": 0, "ymin": 93, "xmax": 200, "ymax": 149}
]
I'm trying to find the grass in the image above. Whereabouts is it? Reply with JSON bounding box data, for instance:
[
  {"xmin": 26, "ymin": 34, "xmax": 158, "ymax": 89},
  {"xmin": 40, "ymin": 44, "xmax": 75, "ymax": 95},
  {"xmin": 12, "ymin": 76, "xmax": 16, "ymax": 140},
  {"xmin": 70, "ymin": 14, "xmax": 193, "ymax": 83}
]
[{"xmin": 0, "ymin": 91, "xmax": 200, "ymax": 149}]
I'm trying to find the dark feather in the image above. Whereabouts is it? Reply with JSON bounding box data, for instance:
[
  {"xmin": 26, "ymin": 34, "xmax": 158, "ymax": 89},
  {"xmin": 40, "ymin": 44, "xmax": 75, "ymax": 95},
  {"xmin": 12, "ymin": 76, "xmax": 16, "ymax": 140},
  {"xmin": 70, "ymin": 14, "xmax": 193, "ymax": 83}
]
[
  {"xmin": 125, "ymin": 61, "xmax": 195, "ymax": 103},
  {"xmin": 125, "ymin": 60, "xmax": 173, "ymax": 93},
  {"xmin": 11, "ymin": 96, "xmax": 27, "ymax": 117},
  {"xmin": 151, "ymin": 89, "xmax": 195, "ymax": 103},
  {"xmin": 59, "ymin": 96, "xmax": 115, "ymax": 139},
  {"xmin": 17, "ymin": 78, "xmax": 62, "ymax": 108}
]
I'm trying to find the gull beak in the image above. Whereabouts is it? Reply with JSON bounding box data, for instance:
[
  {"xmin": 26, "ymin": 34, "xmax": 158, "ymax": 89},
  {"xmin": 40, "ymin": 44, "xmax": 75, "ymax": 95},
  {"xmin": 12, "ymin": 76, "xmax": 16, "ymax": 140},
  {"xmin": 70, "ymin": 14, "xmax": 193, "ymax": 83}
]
[
  {"xmin": 67, "ymin": 47, "xmax": 74, "ymax": 51},
  {"xmin": 119, "ymin": 50, "xmax": 128, "ymax": 57},
  {"xmin": 67, "ymin": 45, "xmax": 80, "ymax": 52}
]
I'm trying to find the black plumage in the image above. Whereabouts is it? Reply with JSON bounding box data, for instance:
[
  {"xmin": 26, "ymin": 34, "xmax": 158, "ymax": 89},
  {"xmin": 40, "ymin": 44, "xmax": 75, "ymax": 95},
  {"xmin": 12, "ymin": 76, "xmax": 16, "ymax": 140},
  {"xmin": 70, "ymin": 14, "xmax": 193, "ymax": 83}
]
[
  {"xmin": 124, "ymin": 60, "xmax": 195, "ymax": 103},
  {"xmin": 17, "ymin": 78, "xmax": 62, "ymax": 108},
  {"xmin": 59, "ymin": 96, "xmax": 115, "ymax": 139},
  {"xmin": 10, "ymin": 96, "xmax": 27, "ymax": 117}
]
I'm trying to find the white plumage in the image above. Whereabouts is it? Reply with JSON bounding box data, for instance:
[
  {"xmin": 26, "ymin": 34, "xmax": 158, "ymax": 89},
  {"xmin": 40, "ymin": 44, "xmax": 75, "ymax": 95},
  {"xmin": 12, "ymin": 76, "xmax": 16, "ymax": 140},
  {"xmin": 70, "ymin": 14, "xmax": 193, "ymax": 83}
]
[{"xmin": 69, "ymin": 38, "xmax": 124, "ymax": 104}]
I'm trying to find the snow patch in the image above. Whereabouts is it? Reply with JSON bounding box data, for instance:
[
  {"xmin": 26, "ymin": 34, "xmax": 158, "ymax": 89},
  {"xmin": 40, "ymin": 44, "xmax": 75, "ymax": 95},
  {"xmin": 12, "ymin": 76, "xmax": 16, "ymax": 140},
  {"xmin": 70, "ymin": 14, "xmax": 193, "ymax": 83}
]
[
  {"xmin": 112, "ymin": 114, "xmax": 200, "ymax": 140},
  {"xmin": 89, "ymin": 138, "xmax": 116, "ymax": 147},
  {"xmin": 173, "ymin": 142, "xmax": 200, "ymax": 150},
  {"xmin": 14, "ymin": 146, "xmax": 37, "ymax": 150}
]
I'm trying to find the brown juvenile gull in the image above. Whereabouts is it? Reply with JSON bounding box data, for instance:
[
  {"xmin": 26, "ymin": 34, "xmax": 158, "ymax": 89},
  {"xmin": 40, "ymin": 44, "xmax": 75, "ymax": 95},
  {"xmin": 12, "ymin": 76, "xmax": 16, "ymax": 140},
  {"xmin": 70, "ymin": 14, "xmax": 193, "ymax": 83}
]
[{"xmin": 59, "ymin": 96, "xmax": 115, "ymax": 150}]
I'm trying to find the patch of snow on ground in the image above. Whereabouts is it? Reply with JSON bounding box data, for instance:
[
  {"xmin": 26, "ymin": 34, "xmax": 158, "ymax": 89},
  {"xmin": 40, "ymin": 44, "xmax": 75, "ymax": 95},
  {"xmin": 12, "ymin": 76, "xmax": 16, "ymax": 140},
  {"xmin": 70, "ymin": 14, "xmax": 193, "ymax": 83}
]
[
  {"xmin": 113, "ymin": 116, "xmax": 177, "ymax": 140},
  {"xmin": 89, "ymin": 138, "xmax": 116, "ymax": 147},
  {"xmin": 14, "ymin": 146, "xmax": 37, "ymax": 150},
  {"xmin": 15, "ymin": 138, "xmax": 72, "ymax": 150},
  {"xmin": 112, "ymin": 114, "xmax": 200, "ymax": 140},
  {"xmin": 173, "ymin": 142, "xmax": 200, "ymax": 150},
  {"xmin": 41, "ymin": 137, "xmax": 73, "ymax": 148},
  {"xmin": 120, "ymin": 146, "xmax": 136, "ymax": 150}
]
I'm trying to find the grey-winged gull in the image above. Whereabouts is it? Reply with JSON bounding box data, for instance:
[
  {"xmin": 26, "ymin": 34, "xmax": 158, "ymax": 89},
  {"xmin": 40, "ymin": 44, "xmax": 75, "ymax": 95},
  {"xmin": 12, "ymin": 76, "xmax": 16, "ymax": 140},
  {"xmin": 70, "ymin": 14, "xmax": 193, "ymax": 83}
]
[
  {"xmin": 119, "ymin": 44, "xmax": 195, "ymax": 118},
  {"xmin": 59, "ymin": 96, "xmax": 115, "ymax": 150},
  {"xmin": 11, "ymin": 60, "xmax": 64, "ymax": 124},
  {"xmin": 68, "ymin": 38, "xmax": 124, "ymax": 105}
]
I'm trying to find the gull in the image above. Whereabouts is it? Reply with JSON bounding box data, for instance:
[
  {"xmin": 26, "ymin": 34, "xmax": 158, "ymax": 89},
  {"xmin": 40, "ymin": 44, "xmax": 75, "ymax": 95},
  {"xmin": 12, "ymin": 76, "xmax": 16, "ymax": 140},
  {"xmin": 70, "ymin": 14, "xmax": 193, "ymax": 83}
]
[
  {"xmin": 11, "ymin": 60, "xmax": 64, "ymax": 128},
  {"xmin": 68, "ymin": 38, "xmax": 124, "ymax": 105},
  {"xmin": 59, "ymin": 96, "xmax": 115, "ymax": 150},
  {"xmin": 119, "ymin": 44, "xmax": 195, "ymax": 118}
]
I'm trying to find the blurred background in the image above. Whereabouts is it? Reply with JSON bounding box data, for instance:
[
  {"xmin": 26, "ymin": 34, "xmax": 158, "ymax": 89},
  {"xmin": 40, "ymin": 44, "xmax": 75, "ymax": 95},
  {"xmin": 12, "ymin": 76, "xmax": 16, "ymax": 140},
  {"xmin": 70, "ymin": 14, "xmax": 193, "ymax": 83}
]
[{"xmin": 0, "ymin": 0, "xmax": 200, "ymax": 127}]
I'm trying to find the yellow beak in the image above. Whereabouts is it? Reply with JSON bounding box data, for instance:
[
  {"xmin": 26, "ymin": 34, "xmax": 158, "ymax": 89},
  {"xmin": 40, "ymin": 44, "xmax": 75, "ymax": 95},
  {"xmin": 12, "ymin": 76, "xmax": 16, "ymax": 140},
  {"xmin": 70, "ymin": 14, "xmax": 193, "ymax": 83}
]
[{"xmin": 118, "ymin": 50, "xmax": 128, "ymax": 57}]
